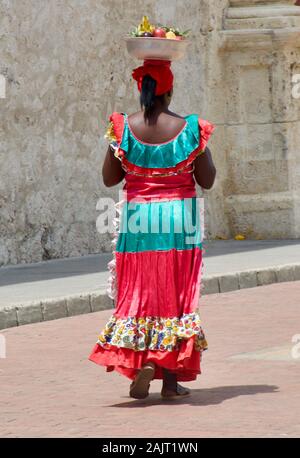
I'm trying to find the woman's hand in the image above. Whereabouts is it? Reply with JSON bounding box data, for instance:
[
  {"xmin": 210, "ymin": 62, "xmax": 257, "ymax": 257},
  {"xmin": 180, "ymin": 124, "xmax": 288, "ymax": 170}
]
[
  {"xmin": 193, "ymin": 147, "xmax": 216, "ymax": 189},
  {"xmin": 102, "ymin": 145, "xmax": 126, "ymax": 187}
]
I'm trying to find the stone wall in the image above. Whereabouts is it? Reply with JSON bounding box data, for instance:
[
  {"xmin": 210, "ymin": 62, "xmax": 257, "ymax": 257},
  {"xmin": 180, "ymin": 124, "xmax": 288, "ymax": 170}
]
[
  {"xmin": 220, "ymin": 0, "xmax": 300, "ymax": 239},
  {"xmin": 0, "ymin": 0, "xmax": 299, "ymax": 266}
]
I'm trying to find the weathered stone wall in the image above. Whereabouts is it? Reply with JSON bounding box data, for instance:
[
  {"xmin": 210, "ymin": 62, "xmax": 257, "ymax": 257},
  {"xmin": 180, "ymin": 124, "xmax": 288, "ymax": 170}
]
[
  {"xmin": 0, "ymin": 0, "xmax": 228, "ymax": 265},
  {"xmin": 1, "ymin": 0, "xmax": 299, "ymax": 266},
  {"xmin": 220, "ymin": 0, "xmax": 300, "ymax": 239}
]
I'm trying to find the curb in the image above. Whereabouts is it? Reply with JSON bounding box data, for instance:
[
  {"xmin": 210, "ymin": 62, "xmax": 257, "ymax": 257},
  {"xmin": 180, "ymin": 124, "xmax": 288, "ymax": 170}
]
[{"xmin": 1, "ymin": 263, "xmax": 300, "ymax": 331}]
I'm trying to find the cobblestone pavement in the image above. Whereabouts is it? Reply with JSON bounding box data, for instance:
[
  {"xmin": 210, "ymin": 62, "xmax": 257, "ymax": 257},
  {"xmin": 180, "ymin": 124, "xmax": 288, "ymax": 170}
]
[{"xmin": 1, "ymin": 281, "xmax": 300, "ymax": 438}]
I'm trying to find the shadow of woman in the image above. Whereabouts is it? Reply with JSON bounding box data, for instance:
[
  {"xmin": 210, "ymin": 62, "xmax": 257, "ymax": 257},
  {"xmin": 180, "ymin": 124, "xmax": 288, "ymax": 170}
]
[{"xmin": 108, "ymin": 384, "xmax": 279, "ymax": 408}]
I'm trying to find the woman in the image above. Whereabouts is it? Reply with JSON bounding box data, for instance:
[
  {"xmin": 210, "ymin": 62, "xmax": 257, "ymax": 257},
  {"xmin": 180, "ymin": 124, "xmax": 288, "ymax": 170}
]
[{"xmin": 89, "ymin": 59, "xmax": 216, "ymax": 400}]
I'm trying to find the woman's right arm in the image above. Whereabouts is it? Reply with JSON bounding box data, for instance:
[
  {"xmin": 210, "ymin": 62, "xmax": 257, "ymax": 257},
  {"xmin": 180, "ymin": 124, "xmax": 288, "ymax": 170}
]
[
  {"xmin": 102, "ymin": 145, "xmax": 125, "ymax": 187},
  {"xmin": 193, "ymin": 146, "xmax": 216, "ymax": 189}
]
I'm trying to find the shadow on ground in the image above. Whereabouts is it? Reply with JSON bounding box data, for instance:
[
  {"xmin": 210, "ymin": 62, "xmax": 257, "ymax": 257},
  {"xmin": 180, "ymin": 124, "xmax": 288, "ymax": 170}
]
[{"xmin": 107, "ymin": 384, "xmax": 279, "ymax": 408}]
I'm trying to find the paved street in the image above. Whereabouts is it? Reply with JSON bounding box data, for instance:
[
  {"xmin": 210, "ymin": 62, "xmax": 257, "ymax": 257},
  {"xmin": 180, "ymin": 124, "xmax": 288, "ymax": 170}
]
[{"xmin": 1, "ymin": 281, "xmax": 300, "ymax": 438}]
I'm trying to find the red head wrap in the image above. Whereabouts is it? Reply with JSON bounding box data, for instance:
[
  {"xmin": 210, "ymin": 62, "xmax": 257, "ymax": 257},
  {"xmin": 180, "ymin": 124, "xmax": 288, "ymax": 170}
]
[{"xmin": 132, "ymin": 59, "xmax": 174, "ymax": 96}]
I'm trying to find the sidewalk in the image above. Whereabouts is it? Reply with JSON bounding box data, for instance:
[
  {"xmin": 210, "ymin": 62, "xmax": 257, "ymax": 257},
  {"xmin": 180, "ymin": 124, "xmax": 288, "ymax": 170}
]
[
  {"xmin": 1, "ymin": 281, "xmax": 299, "ymax": 437},
  {"xmin": 0, "ymin": 239, "xmax": 300, "ymax": 330}
]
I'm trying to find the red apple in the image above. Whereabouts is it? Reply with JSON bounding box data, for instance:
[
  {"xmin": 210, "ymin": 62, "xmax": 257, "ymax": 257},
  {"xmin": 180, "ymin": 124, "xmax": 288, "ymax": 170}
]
[{"xmin": 153, "ymin": 28, "xmax": 166, "ymax": 38}]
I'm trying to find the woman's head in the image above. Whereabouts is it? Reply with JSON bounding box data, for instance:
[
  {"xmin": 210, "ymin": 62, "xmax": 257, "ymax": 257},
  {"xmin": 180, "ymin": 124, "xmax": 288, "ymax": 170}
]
[
  {"xmin": 132, "ymin": 59, "xmax": 174, "ymax": 120},
  {"xmin": 140, "ymin": 74, "xmax": 173, "ymax": 119}
]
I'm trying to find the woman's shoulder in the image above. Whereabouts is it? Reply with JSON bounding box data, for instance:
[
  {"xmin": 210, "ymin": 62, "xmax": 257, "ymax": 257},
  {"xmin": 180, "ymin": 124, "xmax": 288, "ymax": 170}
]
[
  {"xmin": 184, "ymin": 113, "xmax": 215, "ymax": 137},
  {"xmin": 105, "ymin": 111, "xmax": 215, "ymax": 141},
  {"xmin": 168, "ymin": 113, "xmax": 215, "ymax": 135}
]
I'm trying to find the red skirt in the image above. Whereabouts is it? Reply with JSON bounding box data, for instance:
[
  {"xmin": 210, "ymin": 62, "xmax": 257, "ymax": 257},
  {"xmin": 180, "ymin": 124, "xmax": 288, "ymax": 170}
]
[{"xmin": 89, "ymin": 335, "xmax": 204, "ymax": 382}]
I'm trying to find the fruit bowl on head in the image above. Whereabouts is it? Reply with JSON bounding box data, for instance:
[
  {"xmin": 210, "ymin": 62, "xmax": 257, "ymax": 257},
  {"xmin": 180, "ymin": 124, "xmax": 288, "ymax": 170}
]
[{"xmin": 125, "ymin": 36, "xmax": 190, "ymax": 61}]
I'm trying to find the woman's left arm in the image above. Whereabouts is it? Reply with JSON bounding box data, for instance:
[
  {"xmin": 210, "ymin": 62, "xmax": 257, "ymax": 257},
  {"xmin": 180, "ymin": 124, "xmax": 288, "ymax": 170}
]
[
  {"xmin": 193, "ymin": 146, "xmax": 216, "ymax": 189},
  {"xmin": 102, "ymin": 145, "xmax": 125, "ymax": 187}
]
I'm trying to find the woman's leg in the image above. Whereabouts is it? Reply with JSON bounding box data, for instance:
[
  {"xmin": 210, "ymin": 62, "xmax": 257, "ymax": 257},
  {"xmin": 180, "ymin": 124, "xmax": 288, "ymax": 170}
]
[
  {"xmin": 129, "ymin": 362, "xmax": 156, "ymax": 399},
  {"xmin": 161, "ymin": 368, "xmax": 191, "ymax": 397},
  {"xmin": 162, "ymin": 368, "xmax": 177, "ymax": 390}
]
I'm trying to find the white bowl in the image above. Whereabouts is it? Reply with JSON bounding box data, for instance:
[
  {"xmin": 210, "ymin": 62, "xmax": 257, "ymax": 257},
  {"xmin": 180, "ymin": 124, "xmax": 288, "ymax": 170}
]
[{"xmin": 125, "ymin": 37, "xmax": 190, "ymax": 61}]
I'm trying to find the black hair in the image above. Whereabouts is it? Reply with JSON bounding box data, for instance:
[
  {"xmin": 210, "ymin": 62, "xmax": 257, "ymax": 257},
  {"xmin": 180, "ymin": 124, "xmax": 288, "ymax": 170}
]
[{"xmin": 140, "ymin": 74, "xmax": 171, "ymax": 121}]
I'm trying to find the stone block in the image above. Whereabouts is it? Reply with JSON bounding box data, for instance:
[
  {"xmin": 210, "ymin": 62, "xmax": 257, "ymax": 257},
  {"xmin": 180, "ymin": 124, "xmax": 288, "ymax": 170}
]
[
  {"xmin": 66, "ymin": 294, "xmax": 91, "ymax": 317},
  {"xmin": 41, "ymin": 298, "xmax": 68, "ymax": 321},
  {"xmin": 90, "ymin": 292, "xmax": 112, "ymax": 312},
  {"xmin": 256, "ymin": 269, "xmax": 277, "ymax": 286},
  {"xmin": 17, "ymin": 303, "xmax": 43, "ymax": 326},
  {"xmin": 219, "ymin": 273, "xmax": 239, "ymax": 292},
  {"xmin": 275, "ymin": 265, "xmax": 296, "ymax": 283},
  {"xmin": 0, "ymin": 308, "xmax": 18, "ymax": 330},
  {"xmin": 202, "ymin": 277, "xmax": 220, "ymax": 295},
  {"xmin": 238, "ymin": 270, "xmax": 258, "ymax": 289}
]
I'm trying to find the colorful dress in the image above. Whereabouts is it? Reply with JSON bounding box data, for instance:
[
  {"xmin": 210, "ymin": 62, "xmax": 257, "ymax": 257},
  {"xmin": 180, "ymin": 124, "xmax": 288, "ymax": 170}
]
[{"xmin": 89, "ymin": 112, "xmax": 215, "ymax": 382}]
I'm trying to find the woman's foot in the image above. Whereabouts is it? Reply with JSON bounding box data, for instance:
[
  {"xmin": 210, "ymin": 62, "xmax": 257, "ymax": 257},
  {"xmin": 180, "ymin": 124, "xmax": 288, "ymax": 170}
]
[
  {"xmin": 161, "ymin": 383, "xmax": 191, "ymax": 399},
  {"xmin": 161, "ymin": 368, "xmax": 191, "ymax": 399},
  {"xmin": 129, "ymin": 362, "xmax": 155, "ymax": 399}
]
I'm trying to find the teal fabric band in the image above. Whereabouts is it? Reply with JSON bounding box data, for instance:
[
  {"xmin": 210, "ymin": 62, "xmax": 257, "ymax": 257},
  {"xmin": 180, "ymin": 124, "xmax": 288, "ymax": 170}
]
[
  {"xmin": 116, "ymin": 198, "xmax": 203, "ymax": 253},
  {"xmin": 120, "ymin": 114, "xmax": 200, "ymax": 169}
]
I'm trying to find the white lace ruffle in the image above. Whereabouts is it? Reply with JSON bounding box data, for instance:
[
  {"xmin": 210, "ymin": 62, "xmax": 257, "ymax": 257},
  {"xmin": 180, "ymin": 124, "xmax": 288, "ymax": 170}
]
[
  {"xmin": 198, "ymin": 197, "xmax": 206, "ymax": 298},
  {"xmin": 106, "ymin": 198, "xmax": 125, "ymax": 301}
]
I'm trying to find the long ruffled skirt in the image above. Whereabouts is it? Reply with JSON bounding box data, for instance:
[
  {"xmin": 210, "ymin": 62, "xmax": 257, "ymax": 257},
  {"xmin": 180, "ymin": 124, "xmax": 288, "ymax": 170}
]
[{"xmin": 89, "ymin": 196, "xmax": 208, "ymax": 382}]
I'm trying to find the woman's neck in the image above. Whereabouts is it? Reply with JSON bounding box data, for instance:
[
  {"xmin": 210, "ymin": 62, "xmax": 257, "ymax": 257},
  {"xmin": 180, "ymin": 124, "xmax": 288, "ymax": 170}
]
[{"xmin": 142, "ymin": 105, "xmax": 171, "ymax": 123}]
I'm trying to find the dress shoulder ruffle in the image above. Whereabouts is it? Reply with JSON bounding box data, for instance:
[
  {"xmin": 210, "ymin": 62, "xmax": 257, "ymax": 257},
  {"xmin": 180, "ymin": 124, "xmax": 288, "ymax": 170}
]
[
  {"xmin": 104, "ymin": 111, "xmax": 126, "ymax": 146},
  {"xmin": 198, "ymin": 118, "xmax": 215, "ymax": 152},
  {"xmin": 104, "ymin": 112, "xmax": 215, "ymax": 176}
]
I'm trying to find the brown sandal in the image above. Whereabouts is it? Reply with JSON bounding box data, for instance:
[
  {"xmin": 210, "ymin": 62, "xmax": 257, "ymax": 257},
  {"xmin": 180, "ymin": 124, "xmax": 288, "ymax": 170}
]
[
  {"xmin": 129, "ymin": 362, "xmax": 155, "ymax": 399},
  {"xmin": 161, "ymin": 383, "xmax": 191, "ymax": 400}
]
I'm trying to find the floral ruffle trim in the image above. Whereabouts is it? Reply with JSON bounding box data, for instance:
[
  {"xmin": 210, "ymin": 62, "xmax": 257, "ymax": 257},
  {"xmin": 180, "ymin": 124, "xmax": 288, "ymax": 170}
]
[
  {"xmin": 198, "ymin": 197, "xmax": 206, "ymax": 299},
  {"xmin": 104, "ymin": 121, "xmax": 117, "ymax": 143},
  {"xmin": 96, "ymin": 311, "xmax": 208, "ymax": 353}
]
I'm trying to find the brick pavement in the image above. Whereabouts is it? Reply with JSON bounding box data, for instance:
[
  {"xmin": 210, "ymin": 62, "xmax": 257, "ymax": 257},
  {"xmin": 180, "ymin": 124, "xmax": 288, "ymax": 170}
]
[{"xmin": 0, "ymin": 281, "xmax": 300, "ymax": 438}]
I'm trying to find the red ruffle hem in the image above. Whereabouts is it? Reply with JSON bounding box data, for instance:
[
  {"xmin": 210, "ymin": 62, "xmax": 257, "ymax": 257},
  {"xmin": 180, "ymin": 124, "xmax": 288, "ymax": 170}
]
[{"xmin": 89, "ymin": 334, "xmax": 204, "ymax": 382}]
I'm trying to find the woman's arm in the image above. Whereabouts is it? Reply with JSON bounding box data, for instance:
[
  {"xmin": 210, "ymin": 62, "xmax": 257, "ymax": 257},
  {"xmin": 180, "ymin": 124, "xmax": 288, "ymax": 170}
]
[
  {"xmin": 193, "ymin": 146, "xmax": 216, "ymax": 189},
  {"xmin": 102, "ymin": 145, "xmax": 126, "ymax": 187}
]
